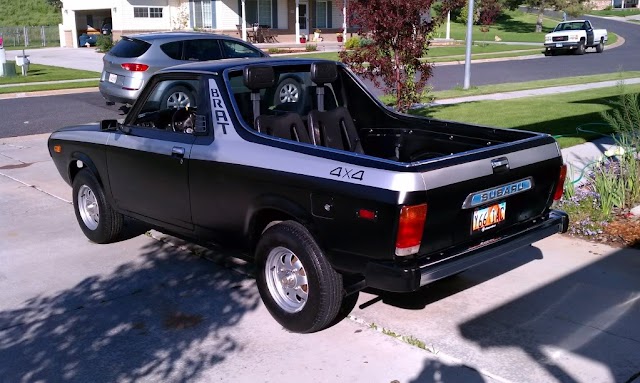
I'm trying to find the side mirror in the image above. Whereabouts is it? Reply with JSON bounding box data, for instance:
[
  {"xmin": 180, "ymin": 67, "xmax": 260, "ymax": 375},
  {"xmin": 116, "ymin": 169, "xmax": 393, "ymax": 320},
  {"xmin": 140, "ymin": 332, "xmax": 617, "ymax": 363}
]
[{"xmin": 100, "ymin": 119, "xmax": 119, "ymax": 131}]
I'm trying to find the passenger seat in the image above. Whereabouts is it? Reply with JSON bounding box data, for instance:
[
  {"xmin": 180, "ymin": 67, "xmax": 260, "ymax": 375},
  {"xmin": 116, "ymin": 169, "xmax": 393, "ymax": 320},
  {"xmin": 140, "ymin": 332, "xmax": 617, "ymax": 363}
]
[
  {"xmin": 308, "ymin": 107, "xmax": 363, "ymax": 153},
  {"xmin": 256, "ymin": 113, "xmax": 312, "ymax": 144}
]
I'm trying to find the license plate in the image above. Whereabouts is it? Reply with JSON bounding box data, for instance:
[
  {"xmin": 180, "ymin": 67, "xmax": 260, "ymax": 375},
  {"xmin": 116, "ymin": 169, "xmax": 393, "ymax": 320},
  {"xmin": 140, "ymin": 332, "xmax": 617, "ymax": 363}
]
[
  {"xmin": 108, "ymin": 73, "xmax": 117, "ymax": 83},
  {"xmin": 472, "ymin": 202, "xmax": 506, "ymax": 233},
  {"xmin": 555, "ymin": 43, "xmax": 562, "ymax": 48}
]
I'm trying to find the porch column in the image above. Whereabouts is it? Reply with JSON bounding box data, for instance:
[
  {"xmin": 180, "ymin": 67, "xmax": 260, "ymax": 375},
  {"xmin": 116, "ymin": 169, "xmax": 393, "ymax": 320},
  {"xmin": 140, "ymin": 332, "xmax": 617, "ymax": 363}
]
[
  {"xmin": 295, "ymin": 0, "xmax": 301, "ymax": 43},
  {"xmin": 241, "ymin": 0, "xmax": 247, "ymax": 41},
  {"xmin": 342, "ymin": 0, "xmax": 347, "ymax": 37}
]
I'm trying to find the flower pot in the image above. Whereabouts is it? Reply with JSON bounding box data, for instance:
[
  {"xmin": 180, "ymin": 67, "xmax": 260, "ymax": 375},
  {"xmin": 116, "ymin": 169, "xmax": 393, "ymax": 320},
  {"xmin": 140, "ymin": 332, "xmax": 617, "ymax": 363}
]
[
  {"xmin": 337, "ymin": 36, "xmax": 343, "ymax": 42},
  {"xmin": 300, "ymin": 37, "xmax": 306, "ymax": 43}
]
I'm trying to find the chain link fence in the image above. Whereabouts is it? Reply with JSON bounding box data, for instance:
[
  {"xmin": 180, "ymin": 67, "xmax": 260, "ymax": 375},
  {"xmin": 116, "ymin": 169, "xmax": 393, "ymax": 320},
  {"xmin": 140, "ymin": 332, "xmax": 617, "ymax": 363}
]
[{"xmin": 0, "ymin": 26, "xmax": 60, "ymax": 48}]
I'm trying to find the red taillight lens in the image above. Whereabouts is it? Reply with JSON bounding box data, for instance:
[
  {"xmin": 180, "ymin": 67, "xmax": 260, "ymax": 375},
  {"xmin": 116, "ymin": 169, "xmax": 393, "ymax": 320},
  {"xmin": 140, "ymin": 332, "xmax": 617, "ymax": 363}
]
[
  {"xmin": 395, "ymin": 203, "xmax": 427, "ymax": 256},
  {"xmin": 121, "ymin": 63, "xmax": 149, "ymax": 71},
  {"xmin": 553, "ymin": 164, "xmax": 567, "ymax": 201}
]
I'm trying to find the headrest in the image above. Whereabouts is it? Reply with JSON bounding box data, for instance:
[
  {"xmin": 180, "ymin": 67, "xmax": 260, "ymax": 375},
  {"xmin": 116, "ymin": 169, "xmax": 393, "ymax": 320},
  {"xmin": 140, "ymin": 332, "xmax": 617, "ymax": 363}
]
[
  {"xmin": 243, "ymin": 65, "xmax": 275, "ymax": 91},
  {"xmin": 311, "ymin": 62, "xmax": 338, "ymax": 85}
]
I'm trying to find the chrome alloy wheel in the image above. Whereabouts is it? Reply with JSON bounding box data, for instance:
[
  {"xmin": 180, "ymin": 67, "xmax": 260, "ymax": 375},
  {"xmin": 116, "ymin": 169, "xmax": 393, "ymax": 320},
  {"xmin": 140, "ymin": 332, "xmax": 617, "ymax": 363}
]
[
  {"xmin": 78, "ymin": 185, "xmax": 99, "ymax": 231},
  {"xmin": 166, "ymin": 91, "xmax": 191, "ymax": 108},
  {"xmin": 278, "ymin": 83, "xmax": 299, "ymax": 103},
  {"xmin": 265, "ymin": 246, "xmax": 309, "ymax": 313}
]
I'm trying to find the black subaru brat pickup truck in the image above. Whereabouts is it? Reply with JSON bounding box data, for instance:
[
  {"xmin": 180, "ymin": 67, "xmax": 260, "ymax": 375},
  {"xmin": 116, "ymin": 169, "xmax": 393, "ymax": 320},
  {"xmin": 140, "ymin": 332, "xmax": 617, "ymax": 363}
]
[{"xmin": 48, "ymin": 59, "xmax": 568, "ymax": 333}]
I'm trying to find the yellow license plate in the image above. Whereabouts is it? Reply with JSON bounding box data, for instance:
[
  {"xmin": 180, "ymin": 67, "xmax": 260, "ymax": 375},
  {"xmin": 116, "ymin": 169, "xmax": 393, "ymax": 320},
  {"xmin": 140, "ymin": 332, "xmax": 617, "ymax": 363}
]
[{"xmin": 472, "ymin": 202, "xmax": 506, "ymax": 233}]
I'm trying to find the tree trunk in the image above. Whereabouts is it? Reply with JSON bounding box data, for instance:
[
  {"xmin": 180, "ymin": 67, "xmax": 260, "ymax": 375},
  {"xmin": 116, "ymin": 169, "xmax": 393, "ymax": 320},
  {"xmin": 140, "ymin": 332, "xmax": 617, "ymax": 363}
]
[{"xmin": 536, "ymin": 7, "xmax": 544, "ymax": 33}]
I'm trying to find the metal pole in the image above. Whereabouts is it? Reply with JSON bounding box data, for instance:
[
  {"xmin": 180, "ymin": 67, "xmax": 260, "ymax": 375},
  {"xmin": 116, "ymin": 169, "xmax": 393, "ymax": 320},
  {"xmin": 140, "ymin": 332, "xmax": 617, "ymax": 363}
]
[
  {"xmin": 295, "ymin": 0, "xmax": 300, "ymax": 43},
  {"xmin": 241, "ymin": 0, "xmax": 247, "ymax": 41},
  {"xmin": 463, "ymin": 0, "xmax": 474, "ymax": 90},
  {"xmin": 446, "ymin": 11, "xmax": 450, "ymax": 40},
  {"xmin": 343, "ymin": 0, "xmax": 347, "ymax": 38}
]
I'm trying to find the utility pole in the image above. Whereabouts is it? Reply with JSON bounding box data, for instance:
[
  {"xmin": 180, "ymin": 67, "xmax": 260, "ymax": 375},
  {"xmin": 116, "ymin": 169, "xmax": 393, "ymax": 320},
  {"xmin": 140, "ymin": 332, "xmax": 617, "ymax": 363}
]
[{"xmin": 463, "ymin": 0, "xmax": 474, "ymax": 89}]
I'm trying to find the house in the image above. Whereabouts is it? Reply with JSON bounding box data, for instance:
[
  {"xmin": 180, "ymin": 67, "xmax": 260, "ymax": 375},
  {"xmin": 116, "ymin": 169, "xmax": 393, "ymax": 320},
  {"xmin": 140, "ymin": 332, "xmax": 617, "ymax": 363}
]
[{"xmin": 59, "ymin": 0, "xmax": 348, "ymax": 48}]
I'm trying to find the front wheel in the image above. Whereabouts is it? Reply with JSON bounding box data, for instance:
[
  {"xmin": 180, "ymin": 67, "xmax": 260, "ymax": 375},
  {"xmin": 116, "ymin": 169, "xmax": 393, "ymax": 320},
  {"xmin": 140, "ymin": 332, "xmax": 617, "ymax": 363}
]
[
  {"xmin": 72, "ymin": 169, "xmax": 123, "ymax": 243},
  {"xmin": 255, "ymin": 221, "xmax": 343, "ymax": 333},
  {"xmin": 575, "ymin": 41, "xmax": 585, "ymax": 55}
]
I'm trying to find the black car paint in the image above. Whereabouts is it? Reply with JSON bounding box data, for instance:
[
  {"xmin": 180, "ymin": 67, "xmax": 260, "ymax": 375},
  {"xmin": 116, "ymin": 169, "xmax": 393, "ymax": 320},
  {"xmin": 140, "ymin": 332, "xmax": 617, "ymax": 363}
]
[{"xmin": 49, "ymin": 58, "xmax": 567, "ymax": 293}]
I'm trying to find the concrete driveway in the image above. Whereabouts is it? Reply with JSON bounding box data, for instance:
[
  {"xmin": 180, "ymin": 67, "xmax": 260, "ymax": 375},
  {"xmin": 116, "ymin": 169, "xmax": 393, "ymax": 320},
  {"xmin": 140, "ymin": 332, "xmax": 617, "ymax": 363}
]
[
  {"xmin": 5, "ymin": 47, "xmax": 104, "ymax": 73},
  {"xmin": 1, "ymin": 133, "xmax": 639, "ymax": 382}
]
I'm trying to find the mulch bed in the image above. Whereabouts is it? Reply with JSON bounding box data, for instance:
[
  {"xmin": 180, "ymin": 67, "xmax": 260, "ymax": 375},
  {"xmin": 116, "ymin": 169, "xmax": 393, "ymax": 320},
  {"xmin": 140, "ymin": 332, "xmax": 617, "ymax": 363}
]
[{"xmin": 568, "ymin": 213, "xmax": 640, "ymax": 249}]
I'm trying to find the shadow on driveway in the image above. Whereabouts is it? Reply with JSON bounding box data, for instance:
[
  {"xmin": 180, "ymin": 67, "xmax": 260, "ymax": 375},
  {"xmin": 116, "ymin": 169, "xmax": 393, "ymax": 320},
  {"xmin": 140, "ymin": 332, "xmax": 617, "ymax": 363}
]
[{"xmin": 0, "ymin": 237, "xmax": 260, "ymax": 382}]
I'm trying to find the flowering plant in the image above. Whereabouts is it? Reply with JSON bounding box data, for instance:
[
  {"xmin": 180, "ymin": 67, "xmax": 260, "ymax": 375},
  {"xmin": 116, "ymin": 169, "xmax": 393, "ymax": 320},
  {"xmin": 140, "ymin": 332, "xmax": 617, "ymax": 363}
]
[{"xmin": 314, "ymin": 28, "xmax": 321, "ymax": 33}]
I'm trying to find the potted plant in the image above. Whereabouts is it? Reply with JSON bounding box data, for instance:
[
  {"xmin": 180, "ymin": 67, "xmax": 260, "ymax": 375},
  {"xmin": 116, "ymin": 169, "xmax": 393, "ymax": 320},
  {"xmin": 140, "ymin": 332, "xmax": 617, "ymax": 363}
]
[
  {"xmin": 314, "ymin": 28, "xmax": 321, "ymax": 41},
  {"xmin": 299, "ymin": 34, "xmax": 307, "ymax": 43},
  {"xmin": 336, "ymin": 32, "xmax": 343, "ymax": 42}
]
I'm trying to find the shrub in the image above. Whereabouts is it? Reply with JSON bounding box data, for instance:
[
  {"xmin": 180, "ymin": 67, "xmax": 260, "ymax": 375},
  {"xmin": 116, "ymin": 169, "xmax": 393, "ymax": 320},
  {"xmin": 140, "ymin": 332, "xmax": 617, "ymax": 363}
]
[
  {"xmin": 344, "ymin": 36, "xmax": 361, "ymax": 49},
  {"xmin": 457, "ymin": 2, "xmax": 480, "ymax": 25},
  {"xmin": 96, "ymin": 35, "xmax": 115, "ymax": 53},
  {"xmin": 305, "ymin": 43, "xmax": 317, "ymax": 52},
  {"xmin": 267, "ymin": 47, "xmax": 281, "ymax": 54}
]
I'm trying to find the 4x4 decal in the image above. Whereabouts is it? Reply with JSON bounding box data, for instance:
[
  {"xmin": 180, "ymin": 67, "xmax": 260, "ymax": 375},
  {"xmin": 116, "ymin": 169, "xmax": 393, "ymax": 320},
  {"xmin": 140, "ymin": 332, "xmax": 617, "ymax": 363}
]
[{"xmin": 330, "ymin": 167, "xmax": 364, "ymax": 181}]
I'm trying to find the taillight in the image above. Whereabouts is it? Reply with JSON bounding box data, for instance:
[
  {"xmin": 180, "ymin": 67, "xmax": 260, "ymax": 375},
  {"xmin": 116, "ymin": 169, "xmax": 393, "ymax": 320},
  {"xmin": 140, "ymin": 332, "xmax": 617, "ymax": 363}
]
[
  {"xmin": 121, "ymin": 63, "xmax": 149, "ymax": 71},
  {"xmin": 553, "ymin": 164, "xmax": 567, "ymax": 201},
  {"xmin": 395, "ymin": 203, "xmax": 427, "ymax": 256}
]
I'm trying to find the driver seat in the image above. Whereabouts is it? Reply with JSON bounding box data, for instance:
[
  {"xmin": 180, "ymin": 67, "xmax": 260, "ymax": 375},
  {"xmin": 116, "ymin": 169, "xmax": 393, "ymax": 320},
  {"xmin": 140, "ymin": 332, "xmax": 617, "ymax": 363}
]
[{"xmin": 256, "ymin": 113, "xmax": 312, "ymax": 144}]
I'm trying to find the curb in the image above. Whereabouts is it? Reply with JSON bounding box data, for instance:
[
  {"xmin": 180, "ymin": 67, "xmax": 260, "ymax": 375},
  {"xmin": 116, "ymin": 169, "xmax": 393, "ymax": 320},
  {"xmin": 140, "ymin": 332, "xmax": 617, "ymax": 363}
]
[{"xmin": 0, "ymin": 87, "xmax": 98, "ymax": 100}]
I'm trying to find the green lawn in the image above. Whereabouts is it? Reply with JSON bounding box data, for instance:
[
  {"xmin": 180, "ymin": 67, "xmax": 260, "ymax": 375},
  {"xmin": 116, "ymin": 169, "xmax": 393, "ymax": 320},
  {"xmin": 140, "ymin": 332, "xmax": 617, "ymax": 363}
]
[
  {"xmin": 433, "ymin": 10, "xmax": 559, "ymax": 43},
  {"xmin": 0, "ymin": 62, "xmax": 99, "ymax": 85},
  {"xmin": 0, "ymin": 80, "xmax": 99, "ymax": 94},
  {"xmin": 589, "ymin": 9, "xmax": 640, "ymax": 17},
  {"xmin": 432, "ymin": 71, "xmax": 640, "ymax": 100},
  {"xmin": 411, "ymin": 84, "xmax": 640, "ymax": 148}
]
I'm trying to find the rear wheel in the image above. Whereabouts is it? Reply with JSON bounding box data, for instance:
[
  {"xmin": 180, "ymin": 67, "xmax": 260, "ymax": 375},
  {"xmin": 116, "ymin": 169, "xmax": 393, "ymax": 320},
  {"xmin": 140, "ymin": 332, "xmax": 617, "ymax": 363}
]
[
  {"xmin": 256, "ymin": 221, "xmax": 343, "ymax": 333},
  {"xmin": 596, "ymin": 39, "xmax": 604, "ymax": 53},
  {"xmin": 72, "ymin": 169, "xmax": 123, "ymax": 243}
]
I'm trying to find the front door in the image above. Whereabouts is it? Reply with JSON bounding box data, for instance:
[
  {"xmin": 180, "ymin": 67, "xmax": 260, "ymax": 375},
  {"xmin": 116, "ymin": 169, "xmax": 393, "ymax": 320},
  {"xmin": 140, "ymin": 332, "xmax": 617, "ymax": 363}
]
[
  {"xmin": 107, "ymin": 77, "xmax": 201, "ymax": 230},
  {"xmin": 299, "ymin": 2, "xmax": 308, "ymax": 36}
]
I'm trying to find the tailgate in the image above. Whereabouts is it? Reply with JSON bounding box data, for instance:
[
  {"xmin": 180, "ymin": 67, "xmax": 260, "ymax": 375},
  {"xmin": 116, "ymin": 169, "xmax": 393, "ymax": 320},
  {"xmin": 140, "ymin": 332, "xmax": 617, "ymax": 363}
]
[{"xmin": 418, "ymin": 138, "xmax": 562, "ymax": 255}]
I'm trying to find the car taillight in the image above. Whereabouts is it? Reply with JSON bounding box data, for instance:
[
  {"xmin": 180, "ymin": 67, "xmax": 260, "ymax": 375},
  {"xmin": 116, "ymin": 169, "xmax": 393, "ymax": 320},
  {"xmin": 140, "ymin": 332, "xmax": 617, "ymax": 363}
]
[
  {"xmin": 121, "ymin": 63, "xmax": 149, "ymax": 71},
  {"xmin": 553, "ymin": 164, "xmax": 567, "ymax": 201},
  {"xmin": 395, "ymin": 203, "xmax": 427, "ymax": 257}
]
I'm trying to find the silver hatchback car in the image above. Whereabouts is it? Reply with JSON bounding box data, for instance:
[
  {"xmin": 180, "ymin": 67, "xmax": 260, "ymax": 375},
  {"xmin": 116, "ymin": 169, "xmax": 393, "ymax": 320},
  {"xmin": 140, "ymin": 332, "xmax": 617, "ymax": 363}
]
[{"xmin": 99, "ymin": 32, "xmax": 267, "ymax": 106}]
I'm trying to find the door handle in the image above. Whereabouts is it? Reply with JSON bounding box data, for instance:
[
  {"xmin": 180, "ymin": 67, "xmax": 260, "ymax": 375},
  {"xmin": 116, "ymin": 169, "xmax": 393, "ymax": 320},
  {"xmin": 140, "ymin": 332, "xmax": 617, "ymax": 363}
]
[{"xmin": 171, "ymin": 146, "xmax": 185, "ymax": 158}]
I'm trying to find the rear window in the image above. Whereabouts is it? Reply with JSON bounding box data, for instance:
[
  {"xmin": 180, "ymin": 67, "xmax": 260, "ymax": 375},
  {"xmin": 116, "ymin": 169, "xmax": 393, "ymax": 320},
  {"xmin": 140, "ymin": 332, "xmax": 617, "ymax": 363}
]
[{"xmin": 109, "ymin": 38, "xmax": 151, "ymax": 58}]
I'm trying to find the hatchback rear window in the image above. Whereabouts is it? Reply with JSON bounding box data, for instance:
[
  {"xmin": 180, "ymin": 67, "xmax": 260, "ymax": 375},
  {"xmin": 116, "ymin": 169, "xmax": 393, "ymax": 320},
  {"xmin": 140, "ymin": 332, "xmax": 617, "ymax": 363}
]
[{"xmin": 109, "ymin": 38, "xmax": 151, "ymax": 58}]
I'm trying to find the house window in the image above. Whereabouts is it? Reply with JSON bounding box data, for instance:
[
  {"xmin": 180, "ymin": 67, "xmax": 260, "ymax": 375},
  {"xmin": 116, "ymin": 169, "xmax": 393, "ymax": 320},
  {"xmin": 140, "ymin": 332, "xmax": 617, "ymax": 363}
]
[
  {"xmin": 246, "ymin": 0, "xmax": 272, "ymax": 26},
  {"xmin": 134, "ymin": 7, "xmax": 164, "ymax": 18},
  {"xmin": 134, "ymin": 7, "xmax": 149, "ymax": 18},
  {"xmin": 150, "ymin": 7, "xmax": 163, "ymax": 18},
  {"xmin": 315, "ymin": 1, "xmax": 332, "ymax": 29},
  {"xmin": 191, "ymin": 0, "xmax": 213, "ymax": 29}
]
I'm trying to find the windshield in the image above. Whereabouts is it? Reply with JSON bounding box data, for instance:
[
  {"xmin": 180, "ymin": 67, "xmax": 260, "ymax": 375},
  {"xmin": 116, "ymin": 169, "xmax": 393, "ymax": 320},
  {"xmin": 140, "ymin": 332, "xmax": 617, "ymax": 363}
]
[{"xmin": 554, "ymin": 21, "xmax": 588, "ymax": 32}]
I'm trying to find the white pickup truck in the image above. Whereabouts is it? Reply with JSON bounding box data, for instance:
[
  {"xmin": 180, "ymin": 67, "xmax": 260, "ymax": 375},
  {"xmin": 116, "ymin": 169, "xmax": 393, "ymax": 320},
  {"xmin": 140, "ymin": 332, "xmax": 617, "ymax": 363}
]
[{"xmin": 544, "ymin": 20, "xmax": 607, "ymax": 56}]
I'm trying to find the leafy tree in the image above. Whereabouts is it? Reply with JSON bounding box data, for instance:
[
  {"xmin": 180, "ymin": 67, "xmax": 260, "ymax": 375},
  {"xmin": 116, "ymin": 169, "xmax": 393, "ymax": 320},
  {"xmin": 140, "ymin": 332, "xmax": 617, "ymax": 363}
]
[
  {"xmin": 46, "ymin": 0, "xmax": 62, "ymax": 10},
  {"xmin": 338, "ymin": 0, "xmax": 463, "ymax": 112},
  {"xmin": 479, "ymin": 0, "xmax": 502, "ymax": 42},
  {"xmin": 505, "ymin": 0, "xmax": 589, "ymax": 32}
]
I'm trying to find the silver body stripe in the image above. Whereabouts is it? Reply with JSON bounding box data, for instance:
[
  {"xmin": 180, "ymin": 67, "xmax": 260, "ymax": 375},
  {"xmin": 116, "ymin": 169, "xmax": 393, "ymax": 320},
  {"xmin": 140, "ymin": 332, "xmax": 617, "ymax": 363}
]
[
  {"xmin": 421, "ymin": 143, "xmax": 561, "ymax": 190},
  {"xmin": 50, "ymin": 129, "xmax": 109, "ymax": 146},
  {"xmin": 107, "ymin": 132, "xmax": 193, "ymax": 158}
]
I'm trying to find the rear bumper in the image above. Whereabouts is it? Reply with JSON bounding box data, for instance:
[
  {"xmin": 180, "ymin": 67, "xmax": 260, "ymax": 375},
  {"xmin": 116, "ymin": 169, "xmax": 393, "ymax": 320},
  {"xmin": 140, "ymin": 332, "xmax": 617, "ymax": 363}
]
[
  {"xmin": 364, "ymin": 210, "xmax": 569, "ymax": 292},
  {"xmin": 99, "ymin": 71, "xmax": 144, "ymax": 105}
]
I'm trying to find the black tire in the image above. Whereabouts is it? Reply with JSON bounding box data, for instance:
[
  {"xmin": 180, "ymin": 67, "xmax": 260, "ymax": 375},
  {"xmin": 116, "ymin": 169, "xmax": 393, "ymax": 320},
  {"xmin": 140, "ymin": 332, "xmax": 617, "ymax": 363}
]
[
  {"xmin": 273, "ymin": 78, "xmax": 302, "ymax": 105},
  {"xmin": 575, "ymin": 41, "xmax": 585, "ymax": 55},
  {"xmin": 72, "ymin": 169, "xmax": 123, "ymax": 244},
  {"xmin": 596, "ymin": 39, "xmax": 604, "ymax": 53},
  {"xmin": 161, "ymin": 85, "xmax": 194, "ymax": 109},
  {"xmin": 255, "ymin": 221, "xmax": 343, "ymax": 333}
]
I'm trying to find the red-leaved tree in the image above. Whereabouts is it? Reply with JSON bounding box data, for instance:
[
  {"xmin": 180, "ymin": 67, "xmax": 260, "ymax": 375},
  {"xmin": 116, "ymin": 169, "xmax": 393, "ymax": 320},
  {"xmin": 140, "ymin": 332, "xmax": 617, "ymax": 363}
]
[{"xmin": 338, "ymin": 0, "xmax": 462, "ymax": 112}]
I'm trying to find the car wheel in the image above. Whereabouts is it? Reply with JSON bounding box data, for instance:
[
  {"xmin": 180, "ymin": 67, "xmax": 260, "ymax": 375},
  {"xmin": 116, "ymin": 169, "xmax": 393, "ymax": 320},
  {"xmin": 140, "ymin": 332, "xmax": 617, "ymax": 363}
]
[
  {"xmin": 575, "ymin": 41, "xmax": 585, "ymax": 55},
  {"xmin": 596, "ymin": 40, "xmax": 604, "ymax": 53},
  {"xmin": 274, "ymin": 78, "xmax": 301, "ymax": 105},
  {"xmin": 255, "ymin": 221, "xmax": 343, "ymax": 333},
  {"xmin": 162, "ymin": 86, "xmax": 194, "ymax": 109},
  {"xmin": 72, "ymin": 169, "xmax": 123, "ymax": 244}
]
